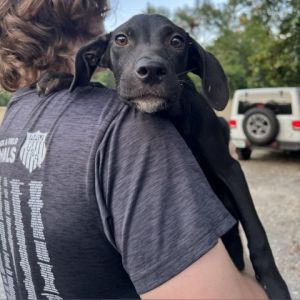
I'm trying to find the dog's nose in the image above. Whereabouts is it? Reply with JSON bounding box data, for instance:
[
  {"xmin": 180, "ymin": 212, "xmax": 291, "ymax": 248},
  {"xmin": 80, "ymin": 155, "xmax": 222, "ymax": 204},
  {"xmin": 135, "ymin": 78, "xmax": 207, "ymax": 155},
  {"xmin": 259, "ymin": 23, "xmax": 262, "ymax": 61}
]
[{"xmin": 135, "ymin": 60, "xmax": 167, "ymax": 83}]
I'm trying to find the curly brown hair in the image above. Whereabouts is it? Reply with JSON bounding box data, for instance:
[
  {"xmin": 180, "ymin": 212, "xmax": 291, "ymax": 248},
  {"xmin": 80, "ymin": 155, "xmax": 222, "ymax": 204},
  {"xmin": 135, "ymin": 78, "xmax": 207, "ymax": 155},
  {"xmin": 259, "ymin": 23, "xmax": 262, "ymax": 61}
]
[{"xmin": 0, "ymin": 0, "xmax": 108, "ymax": 91}]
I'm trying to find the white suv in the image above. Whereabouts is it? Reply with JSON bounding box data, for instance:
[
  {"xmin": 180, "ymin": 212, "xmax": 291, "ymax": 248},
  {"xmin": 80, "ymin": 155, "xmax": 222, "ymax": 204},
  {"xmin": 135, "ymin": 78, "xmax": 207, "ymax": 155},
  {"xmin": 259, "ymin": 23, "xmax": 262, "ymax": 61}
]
[{"xmin": 230, "ymin": 87, "xmax": 300, "ymax": 160}]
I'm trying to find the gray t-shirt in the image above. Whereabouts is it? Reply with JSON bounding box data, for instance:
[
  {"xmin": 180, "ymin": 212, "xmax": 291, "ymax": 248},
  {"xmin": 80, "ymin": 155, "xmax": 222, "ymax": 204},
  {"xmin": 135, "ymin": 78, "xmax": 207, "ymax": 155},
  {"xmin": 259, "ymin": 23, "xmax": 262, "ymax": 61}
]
[{"xmin": 0, "ymin": 86, "xmax": 235, "ymax": 299}]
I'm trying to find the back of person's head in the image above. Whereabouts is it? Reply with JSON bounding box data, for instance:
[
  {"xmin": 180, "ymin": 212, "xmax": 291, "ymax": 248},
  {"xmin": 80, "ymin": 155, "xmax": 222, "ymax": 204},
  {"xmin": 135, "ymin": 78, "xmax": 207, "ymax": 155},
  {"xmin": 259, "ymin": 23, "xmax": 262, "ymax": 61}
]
[{"xmin": 0, "ymin": 0, "xmax": 108, "ymax": 92}]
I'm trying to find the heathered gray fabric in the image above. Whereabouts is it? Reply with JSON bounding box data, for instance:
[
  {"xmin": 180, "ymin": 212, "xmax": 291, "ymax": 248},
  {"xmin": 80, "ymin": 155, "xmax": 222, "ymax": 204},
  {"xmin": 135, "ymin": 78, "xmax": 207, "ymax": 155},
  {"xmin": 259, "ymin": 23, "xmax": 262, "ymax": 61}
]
[{"xmin": 0, "ymin": 86, "xmax": 235, "ymax": 298}]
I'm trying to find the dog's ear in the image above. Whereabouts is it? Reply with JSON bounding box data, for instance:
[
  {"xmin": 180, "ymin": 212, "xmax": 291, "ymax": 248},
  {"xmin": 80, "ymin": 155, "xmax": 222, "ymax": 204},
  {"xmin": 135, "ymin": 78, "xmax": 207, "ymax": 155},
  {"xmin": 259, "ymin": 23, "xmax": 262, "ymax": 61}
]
[
  {"xmin": 70, "ymin": 33, "xmax": 111, "ymax": 92},
  {"xmin": 187, "ymin": 35, "xmax": 229, "ymax": 111}
]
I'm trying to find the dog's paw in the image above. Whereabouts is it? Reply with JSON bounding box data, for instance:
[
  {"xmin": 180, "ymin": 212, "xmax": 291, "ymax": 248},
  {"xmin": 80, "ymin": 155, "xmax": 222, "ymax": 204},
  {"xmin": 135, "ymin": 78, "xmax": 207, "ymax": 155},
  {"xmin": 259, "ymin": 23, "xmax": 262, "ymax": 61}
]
[{"xmin": 37, "ymin": 72, "xmax": 73, "ymax": 96}]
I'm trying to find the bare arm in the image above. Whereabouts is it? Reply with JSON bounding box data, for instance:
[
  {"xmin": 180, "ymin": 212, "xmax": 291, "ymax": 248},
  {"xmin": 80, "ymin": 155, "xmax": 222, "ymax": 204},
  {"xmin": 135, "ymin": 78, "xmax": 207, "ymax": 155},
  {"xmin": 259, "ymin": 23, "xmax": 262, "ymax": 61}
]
[{"xmin": 141, "ymin": 240, "xmax": 268, "ymax": 300}]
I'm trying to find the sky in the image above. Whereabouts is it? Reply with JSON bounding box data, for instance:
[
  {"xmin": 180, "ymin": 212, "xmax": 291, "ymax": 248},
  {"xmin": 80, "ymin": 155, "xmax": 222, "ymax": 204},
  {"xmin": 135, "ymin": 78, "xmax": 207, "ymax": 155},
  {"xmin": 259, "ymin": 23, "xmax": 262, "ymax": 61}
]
[{"xmin": 105, "ymin": 0, "xmax": 198, "ymax": 31}]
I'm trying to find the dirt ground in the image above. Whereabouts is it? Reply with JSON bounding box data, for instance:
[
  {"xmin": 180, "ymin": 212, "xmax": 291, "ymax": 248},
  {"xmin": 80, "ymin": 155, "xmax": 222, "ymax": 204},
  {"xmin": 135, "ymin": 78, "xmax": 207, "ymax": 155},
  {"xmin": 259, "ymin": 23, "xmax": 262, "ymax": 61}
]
[{"xmin": 234, "ymin": 147, "xmax": 300, "ymax": 299}]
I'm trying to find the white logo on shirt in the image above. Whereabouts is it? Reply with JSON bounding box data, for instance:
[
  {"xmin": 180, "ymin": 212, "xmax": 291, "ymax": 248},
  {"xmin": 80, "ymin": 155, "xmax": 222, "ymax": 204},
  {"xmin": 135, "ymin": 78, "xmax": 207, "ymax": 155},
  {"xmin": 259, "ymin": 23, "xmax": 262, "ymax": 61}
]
[{"xmin": 20, "ymin": 132, "xmax": 48, "ymax": 173}]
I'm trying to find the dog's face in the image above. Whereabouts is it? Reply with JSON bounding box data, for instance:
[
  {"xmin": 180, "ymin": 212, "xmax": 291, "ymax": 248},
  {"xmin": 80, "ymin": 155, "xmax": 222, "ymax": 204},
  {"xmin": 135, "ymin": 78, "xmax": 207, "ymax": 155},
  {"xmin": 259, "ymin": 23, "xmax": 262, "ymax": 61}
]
[
  {"xmin": 71, "ymin": 14, "xmax": 229, "ymax": 113},
  {"xmin": 105, "ymin": 15, "xmax": 189, "ymax": 113}
]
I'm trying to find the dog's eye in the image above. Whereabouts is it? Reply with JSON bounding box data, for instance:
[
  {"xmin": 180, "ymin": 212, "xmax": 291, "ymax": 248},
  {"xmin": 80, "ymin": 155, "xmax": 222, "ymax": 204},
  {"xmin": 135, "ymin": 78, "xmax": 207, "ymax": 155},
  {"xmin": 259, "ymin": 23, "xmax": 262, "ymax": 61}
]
[
  {"xmin": 115, "ymin": 34, "xmax": 128, "ymax": 46},
  {"xmin": 170, "ymin": 35, "xmax": 185, "ymax": 49}
]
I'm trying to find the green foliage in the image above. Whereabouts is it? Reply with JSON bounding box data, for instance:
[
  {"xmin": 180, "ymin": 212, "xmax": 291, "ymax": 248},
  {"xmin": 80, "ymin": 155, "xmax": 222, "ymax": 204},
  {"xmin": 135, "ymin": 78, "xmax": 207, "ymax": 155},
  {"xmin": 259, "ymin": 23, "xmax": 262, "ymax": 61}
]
[
  {"xmin": 188, "ymin": 73, "xmax": 202, "ymax": 92},
  {"xmin": 93, "ymin": 70, "xmax": 116, "ymax": 89},
  {"xmin": 145, "ymin": 3, "xmax": 170, "ymax": 18},
  {"xmin": 0, "ymin": 90, "xmax": 11, "ymax": 106}
]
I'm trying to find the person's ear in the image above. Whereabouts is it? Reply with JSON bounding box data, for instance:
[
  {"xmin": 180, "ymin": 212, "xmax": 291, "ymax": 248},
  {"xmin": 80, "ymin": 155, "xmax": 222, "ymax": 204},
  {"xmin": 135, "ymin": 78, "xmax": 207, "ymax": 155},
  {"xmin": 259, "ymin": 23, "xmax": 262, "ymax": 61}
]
[
  {"xmin": 186, "ymin": 35, "xmax": 229, "ymax": 111},
  {"xmin": 70, "ymin": 33, "xmax": 111, "ymax": 92}
]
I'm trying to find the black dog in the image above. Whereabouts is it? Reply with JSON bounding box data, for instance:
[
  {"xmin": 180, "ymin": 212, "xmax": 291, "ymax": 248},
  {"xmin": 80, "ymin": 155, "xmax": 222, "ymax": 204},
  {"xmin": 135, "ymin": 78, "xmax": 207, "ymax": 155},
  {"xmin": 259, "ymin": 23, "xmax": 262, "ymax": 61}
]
[{"xmin": 38, "ymin": 14, "xmax": 290, "ymax": 299}]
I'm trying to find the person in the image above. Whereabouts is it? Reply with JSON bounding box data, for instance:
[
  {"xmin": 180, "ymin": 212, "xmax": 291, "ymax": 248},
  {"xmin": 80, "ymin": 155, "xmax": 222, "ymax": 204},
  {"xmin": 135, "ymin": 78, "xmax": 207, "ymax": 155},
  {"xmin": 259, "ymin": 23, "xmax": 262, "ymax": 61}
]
[{"xmin": 0, "ymin": 0, "xmax": 267, "ymax": 299}]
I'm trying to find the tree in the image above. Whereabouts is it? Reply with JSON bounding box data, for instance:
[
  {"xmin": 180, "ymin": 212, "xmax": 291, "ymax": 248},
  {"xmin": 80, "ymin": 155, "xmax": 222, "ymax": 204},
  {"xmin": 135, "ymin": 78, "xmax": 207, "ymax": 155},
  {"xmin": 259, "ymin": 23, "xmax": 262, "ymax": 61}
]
[{"xmin": 144, "ymin": 3, "xmax": 171, "ymax": 18}]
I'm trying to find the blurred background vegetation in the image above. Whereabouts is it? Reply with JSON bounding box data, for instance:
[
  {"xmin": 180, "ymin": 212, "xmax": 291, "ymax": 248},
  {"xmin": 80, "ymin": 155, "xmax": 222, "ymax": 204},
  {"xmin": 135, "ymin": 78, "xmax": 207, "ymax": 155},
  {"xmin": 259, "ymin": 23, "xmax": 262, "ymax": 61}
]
[
  {"xmin": 0, "ymin": 0, "xmax": 299, "ymax": 106},
  {"xmin": 0, "ymin": 91, "xmax": 10, "ymax": 106}
]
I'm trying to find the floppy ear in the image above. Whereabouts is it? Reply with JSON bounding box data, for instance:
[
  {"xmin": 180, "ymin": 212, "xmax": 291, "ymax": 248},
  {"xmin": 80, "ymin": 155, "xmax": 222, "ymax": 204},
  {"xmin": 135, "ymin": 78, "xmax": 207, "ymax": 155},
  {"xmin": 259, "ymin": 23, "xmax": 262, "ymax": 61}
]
[
  {"xmin": 70, "ymin": 33, "xmax": 111, "ymax": 92},
  {"xmin": 187, "ymin": 36, "xmax": 229, "ymax": 111}
]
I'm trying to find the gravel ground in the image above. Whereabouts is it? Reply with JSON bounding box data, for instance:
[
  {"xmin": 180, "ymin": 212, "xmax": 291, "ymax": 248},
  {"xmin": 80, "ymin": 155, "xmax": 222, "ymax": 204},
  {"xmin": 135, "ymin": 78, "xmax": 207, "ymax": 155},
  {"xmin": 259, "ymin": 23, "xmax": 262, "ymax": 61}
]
[
  {"xmin": 234, "ymin": 148, "xmax": 300, "ymax": 299},
  {"xmin": 0, "ymin": 148, "xmax": 299, "ymax": 299}
]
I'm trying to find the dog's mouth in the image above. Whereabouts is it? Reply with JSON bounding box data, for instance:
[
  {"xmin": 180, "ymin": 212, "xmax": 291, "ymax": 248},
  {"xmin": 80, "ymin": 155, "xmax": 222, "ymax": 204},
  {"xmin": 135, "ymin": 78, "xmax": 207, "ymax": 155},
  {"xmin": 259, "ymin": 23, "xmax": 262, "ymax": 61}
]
[
  {"xmin": 124, "ymin": 94, "xmax": 169, "ymax": 114},
  {"xmin": 118, "ymin": 76, "xmax": 182, "ymax": 114}
]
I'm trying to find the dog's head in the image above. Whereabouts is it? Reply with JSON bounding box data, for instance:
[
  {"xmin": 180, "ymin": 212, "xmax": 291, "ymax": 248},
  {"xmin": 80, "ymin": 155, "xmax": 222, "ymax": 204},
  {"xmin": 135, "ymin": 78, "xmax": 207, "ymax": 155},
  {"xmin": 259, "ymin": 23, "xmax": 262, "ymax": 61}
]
[{"xmin": 71, "ymin": 14, "xmax": 229, "ymax": 113}]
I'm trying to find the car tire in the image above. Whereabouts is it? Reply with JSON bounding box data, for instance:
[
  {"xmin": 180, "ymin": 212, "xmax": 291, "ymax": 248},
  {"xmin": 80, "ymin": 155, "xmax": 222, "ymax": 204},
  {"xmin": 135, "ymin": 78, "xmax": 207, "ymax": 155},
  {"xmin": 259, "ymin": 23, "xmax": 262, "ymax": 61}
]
[
  {"xmin": 236, "ymin": 147, "xmax": 252, "ymax": 160},
  {"xmin": 243, "ymin": 107, "xmax": 279, "ymax": 146}
]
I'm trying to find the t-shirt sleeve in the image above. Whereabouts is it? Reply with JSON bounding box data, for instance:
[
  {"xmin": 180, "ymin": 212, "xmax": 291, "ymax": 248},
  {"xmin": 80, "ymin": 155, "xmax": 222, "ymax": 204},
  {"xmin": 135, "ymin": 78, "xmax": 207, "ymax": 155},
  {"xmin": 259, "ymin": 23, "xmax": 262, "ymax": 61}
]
[{"xmin": 95, "ymin": 105, "xmax": 236, "ymax": 294}]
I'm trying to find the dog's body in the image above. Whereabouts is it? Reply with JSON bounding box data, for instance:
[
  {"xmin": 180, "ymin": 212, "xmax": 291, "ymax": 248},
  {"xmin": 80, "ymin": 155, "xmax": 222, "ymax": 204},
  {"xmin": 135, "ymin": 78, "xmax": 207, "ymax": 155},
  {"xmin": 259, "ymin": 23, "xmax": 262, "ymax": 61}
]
[{"xmin": 37, "ymin": 14, "xmax": 290, "ymax": 299}]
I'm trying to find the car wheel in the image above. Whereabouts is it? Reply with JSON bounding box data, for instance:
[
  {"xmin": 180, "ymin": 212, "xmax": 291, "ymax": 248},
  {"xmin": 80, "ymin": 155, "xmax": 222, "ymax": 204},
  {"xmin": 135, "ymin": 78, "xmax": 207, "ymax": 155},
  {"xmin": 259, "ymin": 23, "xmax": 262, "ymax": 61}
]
[
  {"xmin": 243, "ymin": 107, "xmax": 279, "ymax": 146},
  {"xmin": 236, "ymin": 147, "xmax": 252, "ymax": 160}
]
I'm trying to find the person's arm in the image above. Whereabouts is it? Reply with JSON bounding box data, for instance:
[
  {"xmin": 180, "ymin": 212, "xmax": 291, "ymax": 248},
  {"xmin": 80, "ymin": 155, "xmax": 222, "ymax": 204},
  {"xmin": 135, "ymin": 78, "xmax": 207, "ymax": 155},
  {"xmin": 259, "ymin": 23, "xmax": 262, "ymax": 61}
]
[
  {"xmin": 96, "ymin": 105, "xmax": 267, "ymax": 299},
  {"xmin": 141, "ymin": 240, "xmax": 267, "ymax": 299}
]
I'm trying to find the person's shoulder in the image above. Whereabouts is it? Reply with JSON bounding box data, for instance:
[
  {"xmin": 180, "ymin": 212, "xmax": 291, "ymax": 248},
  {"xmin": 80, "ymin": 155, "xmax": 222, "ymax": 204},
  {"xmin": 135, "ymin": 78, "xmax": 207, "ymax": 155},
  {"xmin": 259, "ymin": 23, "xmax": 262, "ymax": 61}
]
[
  {"xmin": 69, "ymin": 85, "xmax": 181, "ymax": 147},
  {"xmin": 10, "ymin": 84, "xmax": 122, "ymax": 109},
  {"xmin": 72, "ymin": 85, "xmax": 124, "ymax": 109},
  {"xmin": 70, "ymin": 85, "xmax": 178, "ymax": 143},
  {"xmin": 8, "ymin": 85, "xmax": 127, "ymax": 131},
  {"xmin": 65, "ymin": 85, "xmax": 129, "ymax": 127},
  {"xmin": 111, "ymin": 103, "xmax": 178, "ymax": 141}
]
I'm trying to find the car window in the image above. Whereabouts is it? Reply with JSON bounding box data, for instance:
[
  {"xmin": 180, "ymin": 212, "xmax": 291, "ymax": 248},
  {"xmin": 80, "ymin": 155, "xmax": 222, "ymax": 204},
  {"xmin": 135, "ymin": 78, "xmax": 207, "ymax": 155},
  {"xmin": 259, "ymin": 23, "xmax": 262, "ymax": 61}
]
[{"xmin": 236, "ymin": 91, "xmax": 293, "ymax": 115}]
